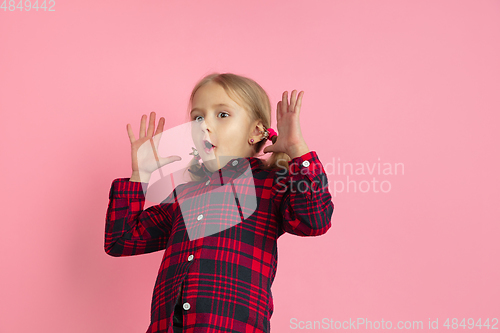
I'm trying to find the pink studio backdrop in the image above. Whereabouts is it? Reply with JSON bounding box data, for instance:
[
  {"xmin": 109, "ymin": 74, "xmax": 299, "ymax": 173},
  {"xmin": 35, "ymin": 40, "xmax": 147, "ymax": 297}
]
[{"xmin": 1, "ymin": 1, "xmax": 499, "ymax": 332}]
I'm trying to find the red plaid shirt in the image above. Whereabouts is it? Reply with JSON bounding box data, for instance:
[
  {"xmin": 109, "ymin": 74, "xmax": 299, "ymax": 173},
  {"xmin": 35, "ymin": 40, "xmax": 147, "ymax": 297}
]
[{"xmin": 105, "ymin": 151, "xmax": 334, "ymax": 333}]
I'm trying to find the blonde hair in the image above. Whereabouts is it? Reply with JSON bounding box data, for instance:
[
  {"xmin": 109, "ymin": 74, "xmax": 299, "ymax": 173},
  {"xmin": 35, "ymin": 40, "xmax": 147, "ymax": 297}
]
[{"xmin": 184, "ymin": 72, "xmax": 291, "ymax": 182}]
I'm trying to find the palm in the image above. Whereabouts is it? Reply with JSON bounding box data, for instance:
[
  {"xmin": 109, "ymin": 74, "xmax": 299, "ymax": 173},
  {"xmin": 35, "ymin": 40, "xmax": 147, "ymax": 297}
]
[
  {"xmin": 127, "ymin": 112, "xmax": 182, "ymax": 175},
  {"xmin": 264, "ymin": 90, "xmax": 307, "ymax": 155}
]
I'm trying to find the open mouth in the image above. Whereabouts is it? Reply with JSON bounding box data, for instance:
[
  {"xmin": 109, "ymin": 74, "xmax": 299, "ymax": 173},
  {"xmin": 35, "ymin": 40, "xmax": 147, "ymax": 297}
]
[{"xmin": 203, "ymin": 139, "xmax": 216, "ymax": 153}]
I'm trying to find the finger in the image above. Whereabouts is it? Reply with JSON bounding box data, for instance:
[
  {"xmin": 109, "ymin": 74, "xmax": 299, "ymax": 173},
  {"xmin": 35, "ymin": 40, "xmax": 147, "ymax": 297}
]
[
  {"xmin": 282, "ymin": 91, "xmax": 288, "ymax": 113},
  {"xmin": 127, "ymin": 123, "xmax": 136, "ymax": 143},
  {"xmin": 159, "ymin": 155, "xmax": 182, "ymax": 166},
  {"xmin": 146, "ymin": 111, "xmax": 156, "ymax": 138},
  {"xmin": 276, "ymin": 101, "xmax": 282, "ymax": 122},
  {"xmin": 263, "ymin": 144, "xmax": 274, "ymax": 154},
  {"xmin": 155, "ymin": 117, "xmax": 165, "ymax": 142},
  {"xmin": 295, "ymin": 91, "xmax": 303, "ymax": 114},
  {"xmin": 139, "ymin": 114, "xmax": 147, "ymax": 138},
  {"xmin": 290, "ymin": 90, "xmax": 297, "ymax": 111}
]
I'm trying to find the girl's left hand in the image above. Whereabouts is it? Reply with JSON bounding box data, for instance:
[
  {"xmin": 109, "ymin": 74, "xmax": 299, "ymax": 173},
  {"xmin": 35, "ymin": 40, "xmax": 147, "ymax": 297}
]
[{"xmin": 263, "ymin": 90, "xmax": 310, "ymax": 159}]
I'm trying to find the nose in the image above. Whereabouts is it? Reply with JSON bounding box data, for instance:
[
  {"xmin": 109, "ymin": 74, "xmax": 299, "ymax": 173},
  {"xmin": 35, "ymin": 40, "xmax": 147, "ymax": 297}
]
[{"xmin": 199, "ymin": 117, "xmax": 212, "ymax": 133}]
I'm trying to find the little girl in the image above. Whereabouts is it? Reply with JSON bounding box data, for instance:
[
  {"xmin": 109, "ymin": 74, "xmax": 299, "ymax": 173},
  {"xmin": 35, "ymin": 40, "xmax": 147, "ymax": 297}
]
[{"xmin": 105, "ymin": 73, "xmax": 334, "ymax": 333}]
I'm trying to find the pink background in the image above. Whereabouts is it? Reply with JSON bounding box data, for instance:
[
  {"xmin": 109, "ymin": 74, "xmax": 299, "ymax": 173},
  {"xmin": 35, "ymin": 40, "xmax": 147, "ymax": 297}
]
[{"xmin": 1, "ymin": 1, "xmax": 499, "ymax": 332}]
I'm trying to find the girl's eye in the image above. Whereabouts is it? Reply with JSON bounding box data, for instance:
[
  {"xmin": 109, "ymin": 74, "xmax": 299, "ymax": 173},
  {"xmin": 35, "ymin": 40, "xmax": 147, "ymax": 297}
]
[{"xmin": 193, "ymin": 112, "xmax": 228, "ymax": 122}]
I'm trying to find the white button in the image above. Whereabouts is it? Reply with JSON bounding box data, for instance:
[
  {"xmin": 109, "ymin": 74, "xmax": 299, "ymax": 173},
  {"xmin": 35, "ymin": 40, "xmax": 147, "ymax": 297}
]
[
  {"xmin": 205, "ymin": 180, "xmax": 210, "ymax": 185},
  {"xmin": 183, "ymin": 302, "xmax": 190, "ymax": 310},
  {"xmin": 232, "ymin": 160, "xmax": 238, "ymax": 166},
  {"xmin": 187, "ymin": 254, "xmax": 194, "ymax": 261},
  {"xmin": 197, "ymin": 214, "xmax": 204, "ymax": 220},
  {"xmin": 302, "ymin": 160, "xmax": 310, "ymax": 167}
]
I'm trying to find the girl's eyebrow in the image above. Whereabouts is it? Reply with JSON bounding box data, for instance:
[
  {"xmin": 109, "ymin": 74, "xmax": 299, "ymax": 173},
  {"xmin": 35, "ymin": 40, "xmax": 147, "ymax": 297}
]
[{"xmin": 190, "ymin": 103, "xmax": 234, "ymax": 114}]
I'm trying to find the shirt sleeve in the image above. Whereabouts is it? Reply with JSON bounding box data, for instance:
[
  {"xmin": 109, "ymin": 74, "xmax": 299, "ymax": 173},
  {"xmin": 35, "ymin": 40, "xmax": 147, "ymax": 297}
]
[
  {"xmin": 104, "ymin": 177, "xmax": 176, "ymax": 256},
  {"xmin": 272, "ymin": 151, "xmax": 334, "ymax": 237}
]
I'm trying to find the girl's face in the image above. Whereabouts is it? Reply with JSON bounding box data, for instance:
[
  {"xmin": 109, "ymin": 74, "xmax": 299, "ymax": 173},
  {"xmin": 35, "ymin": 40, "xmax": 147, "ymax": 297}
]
[{"xmin": 190, "ymin": 82, "xmax": 259, "ymax": 172}]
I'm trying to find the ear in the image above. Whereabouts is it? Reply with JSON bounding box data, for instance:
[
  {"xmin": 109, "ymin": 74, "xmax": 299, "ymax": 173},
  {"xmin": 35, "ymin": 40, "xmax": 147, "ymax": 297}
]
[{"xmin": 248, "ymin": 119, "xmax": 266, "ymax": 143}]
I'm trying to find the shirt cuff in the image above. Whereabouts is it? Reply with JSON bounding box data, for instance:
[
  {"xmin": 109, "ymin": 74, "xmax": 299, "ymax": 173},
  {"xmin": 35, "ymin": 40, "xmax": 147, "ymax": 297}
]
[
  {"xmin": 108, "ymin": 178, "xmax": 148, "ymax": 200},
  {"xmin": 288, "ymin": 151, "xmax": 325, "ymax": 182}
]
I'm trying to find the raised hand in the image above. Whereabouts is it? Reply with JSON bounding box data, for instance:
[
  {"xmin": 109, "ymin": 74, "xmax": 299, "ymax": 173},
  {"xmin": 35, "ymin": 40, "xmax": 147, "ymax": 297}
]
[
  {"xmin": 127, "ymin": 111, "xmax": 182, "ymax": 182},
  {"xmin": 263, "ymin": 90, "xmax": 310, "ymax": 159}
]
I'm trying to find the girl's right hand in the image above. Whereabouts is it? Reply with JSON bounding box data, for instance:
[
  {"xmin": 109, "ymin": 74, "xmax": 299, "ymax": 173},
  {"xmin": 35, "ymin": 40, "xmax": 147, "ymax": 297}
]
[{"xmin": 127, "ymin": 112, "xmax": 182, "ymax": 180}]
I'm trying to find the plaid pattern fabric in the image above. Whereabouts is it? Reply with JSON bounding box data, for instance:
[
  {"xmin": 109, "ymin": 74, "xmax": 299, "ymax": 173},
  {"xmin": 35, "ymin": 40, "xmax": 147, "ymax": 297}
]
[{"xmin": 105, "ymin": 151, "xmax": 334, "ymax": 333}]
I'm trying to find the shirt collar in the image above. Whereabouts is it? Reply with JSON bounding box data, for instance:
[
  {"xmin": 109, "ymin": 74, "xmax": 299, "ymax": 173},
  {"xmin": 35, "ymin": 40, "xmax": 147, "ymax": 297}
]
[{"xmin": 200, "ymin": 156, "xmax": 264, "ymax": 179}]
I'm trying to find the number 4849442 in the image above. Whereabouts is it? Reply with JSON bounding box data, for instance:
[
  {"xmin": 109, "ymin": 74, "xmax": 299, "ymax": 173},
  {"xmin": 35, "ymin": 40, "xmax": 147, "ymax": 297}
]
[{"xmin": 1, "ymin": 0, "xmax": 56, "ymax": 11}]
